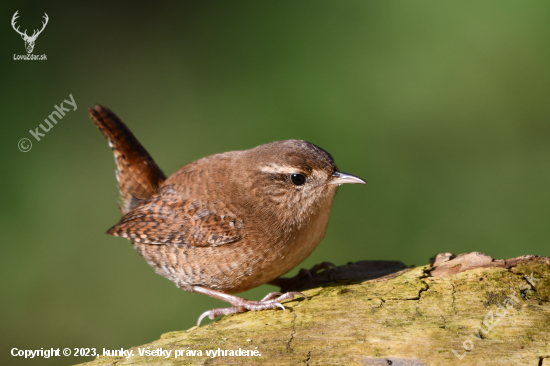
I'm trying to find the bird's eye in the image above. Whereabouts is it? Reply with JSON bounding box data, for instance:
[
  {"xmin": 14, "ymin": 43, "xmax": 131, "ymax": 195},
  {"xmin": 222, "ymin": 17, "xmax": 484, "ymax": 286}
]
[{"xmin": 290, "ymin": 173, "xmax": 306, "ymax": 186}]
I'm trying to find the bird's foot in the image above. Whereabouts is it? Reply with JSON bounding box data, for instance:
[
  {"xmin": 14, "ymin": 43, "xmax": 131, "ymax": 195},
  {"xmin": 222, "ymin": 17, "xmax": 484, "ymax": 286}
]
[
  {"xmin": 196, "ymin": 291, "xmax": 306, "ymax": 326},
  {"xmin": 269, "ymin": 262, "xmax": 338, "ymax": 289},
  {"xmin": 302, "ymin": 262, "xmax": 338, "ymax": 278}
]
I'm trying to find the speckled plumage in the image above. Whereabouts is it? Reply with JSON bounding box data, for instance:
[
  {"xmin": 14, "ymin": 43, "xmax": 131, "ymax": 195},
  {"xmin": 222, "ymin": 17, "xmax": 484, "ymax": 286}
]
[{"xmin": 89, "ymin": 105, "xmax": 366, "ymax": 324}]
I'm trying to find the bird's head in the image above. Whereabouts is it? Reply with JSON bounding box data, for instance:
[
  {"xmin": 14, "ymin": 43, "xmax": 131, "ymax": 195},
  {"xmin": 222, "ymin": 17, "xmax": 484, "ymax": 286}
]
[{"xmin": 239, "ymin": 140, "xmax": 366, "ymax": 227}]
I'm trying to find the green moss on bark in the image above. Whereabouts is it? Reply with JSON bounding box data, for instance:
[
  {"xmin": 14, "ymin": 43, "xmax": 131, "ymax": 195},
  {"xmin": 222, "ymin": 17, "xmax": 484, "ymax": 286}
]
[{"xmin": 78, "ymin": 255, "xmax": 550, "ymax": 366}]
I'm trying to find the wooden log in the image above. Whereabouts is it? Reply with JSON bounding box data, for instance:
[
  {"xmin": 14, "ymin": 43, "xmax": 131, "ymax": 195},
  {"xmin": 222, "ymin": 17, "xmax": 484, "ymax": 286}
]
[{"xmin": 79, "ymin": 252, "xmax": 550, "ymax": 365}]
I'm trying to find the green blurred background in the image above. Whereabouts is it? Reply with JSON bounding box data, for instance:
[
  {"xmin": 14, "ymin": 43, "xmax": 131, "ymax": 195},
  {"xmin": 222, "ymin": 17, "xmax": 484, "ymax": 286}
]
[{"xmin": 1, "ymin": 1, "xmax": 549, "ymax": 364}]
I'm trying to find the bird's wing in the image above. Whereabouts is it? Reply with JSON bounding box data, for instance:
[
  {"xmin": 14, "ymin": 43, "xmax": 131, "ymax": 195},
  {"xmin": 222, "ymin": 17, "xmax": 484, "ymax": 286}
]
[{"xmin": 106, "ymin": 186, "xmax": 242, "ymax": 247}]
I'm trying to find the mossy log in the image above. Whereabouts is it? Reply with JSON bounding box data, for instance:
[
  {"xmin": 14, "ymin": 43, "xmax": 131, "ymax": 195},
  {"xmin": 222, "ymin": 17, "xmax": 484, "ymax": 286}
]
[{"xmin": 79, "ymin": 252, "xmax": 550, "ymax": 366}]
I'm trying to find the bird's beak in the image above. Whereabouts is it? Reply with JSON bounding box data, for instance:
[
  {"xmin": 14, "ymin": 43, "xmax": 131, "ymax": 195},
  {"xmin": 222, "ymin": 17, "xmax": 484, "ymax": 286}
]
[{"xmin": 327, "ymin": 171, "xmax": 367, "ymax": 185}]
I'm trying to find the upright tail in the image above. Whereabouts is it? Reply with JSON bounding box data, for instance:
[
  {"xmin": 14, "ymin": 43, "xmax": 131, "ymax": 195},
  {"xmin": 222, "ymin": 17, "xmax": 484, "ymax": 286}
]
[{"xmin": 89, "ymin": 105, "xmax": 166, "ymax": 213}]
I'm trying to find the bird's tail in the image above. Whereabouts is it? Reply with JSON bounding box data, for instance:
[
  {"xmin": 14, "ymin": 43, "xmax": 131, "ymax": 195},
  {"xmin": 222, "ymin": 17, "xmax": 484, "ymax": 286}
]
[{"xmin": 89, "ymin": 105, "xmax": 166, "ymax": 213}]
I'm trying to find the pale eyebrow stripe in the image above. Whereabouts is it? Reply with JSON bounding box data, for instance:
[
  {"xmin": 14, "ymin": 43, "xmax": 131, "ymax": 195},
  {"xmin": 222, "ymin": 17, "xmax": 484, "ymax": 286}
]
[{"xmin": 258, "ymin": 164, "xmax": 298, "ymax": 174}]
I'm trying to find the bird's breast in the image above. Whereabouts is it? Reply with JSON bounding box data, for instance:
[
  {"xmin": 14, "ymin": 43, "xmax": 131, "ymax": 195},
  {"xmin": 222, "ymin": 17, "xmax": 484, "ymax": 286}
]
[{"xmin": 271, "ymin": 190, "xmax": 336, "ymax": 278}]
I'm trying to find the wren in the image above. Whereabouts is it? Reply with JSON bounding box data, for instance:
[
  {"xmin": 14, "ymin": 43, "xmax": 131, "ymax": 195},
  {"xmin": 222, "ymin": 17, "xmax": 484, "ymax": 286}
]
[{"xmin": 89, "ymin": 105, "xmax": 366, "ymax": 325}]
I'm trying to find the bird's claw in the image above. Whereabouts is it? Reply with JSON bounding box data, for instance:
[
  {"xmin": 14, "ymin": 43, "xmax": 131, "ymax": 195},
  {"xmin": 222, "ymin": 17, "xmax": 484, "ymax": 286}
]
[
  {"xmin": 196, "ymin": 291, "xmax": 306, "ymax": 326},
  {"xmin": 309, "ymin": 262, "xmax": 338, "ymax": 275},
  {"xmin": 294, "ymin": 262, "xmax": 338, "ymax": 280}
]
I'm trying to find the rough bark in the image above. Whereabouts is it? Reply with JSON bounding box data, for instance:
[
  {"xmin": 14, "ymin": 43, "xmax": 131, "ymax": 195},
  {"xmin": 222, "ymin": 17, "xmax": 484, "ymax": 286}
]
[{"xmin": 79, "ymin": 252, "xmax": 550, "ymax": 366}]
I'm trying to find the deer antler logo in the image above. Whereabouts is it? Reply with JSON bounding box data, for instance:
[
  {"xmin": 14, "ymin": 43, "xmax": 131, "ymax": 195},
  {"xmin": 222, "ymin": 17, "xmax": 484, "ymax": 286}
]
[{"xmin": 12, "ymin": 11, "xmax": 49, "ymax": 54}]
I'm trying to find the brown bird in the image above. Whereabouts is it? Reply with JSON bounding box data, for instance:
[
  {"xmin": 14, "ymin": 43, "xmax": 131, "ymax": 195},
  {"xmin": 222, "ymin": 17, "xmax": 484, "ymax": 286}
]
[{"xmin": 89, "ymin": 105, "xmax": 366, "ymax": 325}]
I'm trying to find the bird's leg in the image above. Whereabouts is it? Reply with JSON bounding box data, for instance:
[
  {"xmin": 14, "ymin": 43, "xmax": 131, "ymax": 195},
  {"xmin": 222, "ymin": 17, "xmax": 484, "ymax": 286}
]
[
  {"xmin": 269, "ymin": 262, "xmax": 338, "ymax": 289},
  {"xmin": 192, "ymin": 286, "xmax": 306, "ymax": 326}
]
